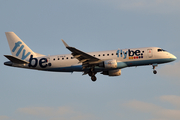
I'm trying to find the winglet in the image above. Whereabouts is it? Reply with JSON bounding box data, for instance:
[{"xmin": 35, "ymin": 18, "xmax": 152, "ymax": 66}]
[{"xmin": 61, "ymin": 39, "xmax": 69, "ymax": 47}]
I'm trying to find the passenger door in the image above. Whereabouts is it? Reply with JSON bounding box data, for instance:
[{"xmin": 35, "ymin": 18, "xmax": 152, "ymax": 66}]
[{"xmin": 147, "ymin": 49, "xmax": 153, "ymax": 58}]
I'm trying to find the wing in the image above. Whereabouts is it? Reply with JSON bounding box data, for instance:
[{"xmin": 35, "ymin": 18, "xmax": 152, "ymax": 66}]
[{"xmin": 61, "ymin": 39, "xmax": 102, "ymax": 68}]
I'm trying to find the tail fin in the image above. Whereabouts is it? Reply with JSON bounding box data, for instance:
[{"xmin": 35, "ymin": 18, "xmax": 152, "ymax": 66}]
[{"xmin": 5, "ymin": 32, "xmax": 44, "ymax": 60}]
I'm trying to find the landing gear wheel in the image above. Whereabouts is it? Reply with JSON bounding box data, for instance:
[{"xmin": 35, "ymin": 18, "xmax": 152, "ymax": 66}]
[
  {"xmin": 91, "ymin": 76, "xmax": 97, "ymax": 82},
  {"xmin": 152, "ymin": 64, "xmax": 158, "ymax": 74},
  {"xmin": 153, "ymin": 70, "xmax": 157, "ymax": 74}
]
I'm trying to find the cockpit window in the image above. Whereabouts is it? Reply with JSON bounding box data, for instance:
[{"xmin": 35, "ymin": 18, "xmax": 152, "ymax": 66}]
[
  {"xmin": 158, "ymin": 49, "xmax": 162, "ymax": 52},
  {"xmin": 157, "ymin": 49, "xmax": 166, "ymax": 52}
]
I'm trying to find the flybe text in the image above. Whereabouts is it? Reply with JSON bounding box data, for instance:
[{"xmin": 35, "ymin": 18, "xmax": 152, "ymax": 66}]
[
  {"xmin": 12, "ymin": 41, "xmax": 31, "ymax": 60},
  {"xmin": 116, "ymin": 49, "xmax": 144, "ymax": 59}
]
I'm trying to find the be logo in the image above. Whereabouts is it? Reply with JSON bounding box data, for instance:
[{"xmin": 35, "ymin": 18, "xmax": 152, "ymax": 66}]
[
  {"xmin": 28, "ymin": 55, "xmax": 48, "ymax": 68},
  {"xmin": 12, "ymin": 41, "xmax": 31, "ymax": 60},
  {"xmin": 128, "ymin": 49, "xmax": 144, "ymax": 59},
  {"xmin": 128, "ymin": 49, "xmax": 144, "ymax": 56}
]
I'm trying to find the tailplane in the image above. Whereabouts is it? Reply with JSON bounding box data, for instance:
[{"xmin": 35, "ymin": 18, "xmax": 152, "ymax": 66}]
[
  {"xmin": 5, "ymin": 32, "xmax": 44, "ymax": 60},
  {"xmin": 4, "ymin": 55, "xmax": 29, "ymax": 64}
]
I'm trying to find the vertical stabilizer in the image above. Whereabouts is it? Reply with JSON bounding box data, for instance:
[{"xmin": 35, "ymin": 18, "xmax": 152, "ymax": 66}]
[{"xmin": 5, "ymin": 32, "xmax": 40, "ymax": 60}]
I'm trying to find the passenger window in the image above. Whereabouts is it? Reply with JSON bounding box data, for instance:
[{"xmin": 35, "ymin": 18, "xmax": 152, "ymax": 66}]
[
  {"xmin": 62, "ymin": 58, "xmax": 64, "ymax": 60},
  {"xmin": 66, "ymin": 57, "xmax": 68, "ymax": 59},
  {"xmin": 107, "ymin": 54, "xmax": 109, "ymax": 56},
  {"xmin": 112, "ymin": 53, "xmax": 114, "ymax": 55},
  {"xmin": 71, "ymin": 57, "xmax": 73, "ymax": 59},
  {"xmin": 58, "ymin": 58, "xmax": 60, "ymax": 60},
  {"xmin": 99, "ymin": 55, "xmax": 100, "ymax": 57},
  {"xmin": 53, "ymin": 58, "xmax": 55, "ymax": 61},
  {"xmin": 103, "ymin": 54, "xmax": 105, "ymax": 56}
]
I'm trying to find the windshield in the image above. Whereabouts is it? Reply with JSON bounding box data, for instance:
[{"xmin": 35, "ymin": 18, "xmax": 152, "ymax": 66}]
[{"xmin": 157, "ymin": 49, "xmax": 166, "ymax": 52}]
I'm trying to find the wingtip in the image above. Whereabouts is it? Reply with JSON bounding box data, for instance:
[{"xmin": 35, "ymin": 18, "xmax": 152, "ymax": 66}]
[{"xmin": 61, "ymin": 39, "xmax": 69, "ymax": 47}]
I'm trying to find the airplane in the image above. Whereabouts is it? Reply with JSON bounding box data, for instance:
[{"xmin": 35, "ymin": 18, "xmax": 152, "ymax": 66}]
[{"xmin": 4, "ymin": 32, "xmax": 177, "ymax": 81}]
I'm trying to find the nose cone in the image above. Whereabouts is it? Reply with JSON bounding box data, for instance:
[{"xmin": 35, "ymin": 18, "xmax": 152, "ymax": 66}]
[{"xmin": 170, "ymin": 54, "xmax": 177, "ymax": 61}]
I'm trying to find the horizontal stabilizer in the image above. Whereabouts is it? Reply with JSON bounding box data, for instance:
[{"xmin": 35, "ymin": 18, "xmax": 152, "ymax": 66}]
[{"xmin": 4, "ymin": 55, "xmax": 29, "ymax": 64}]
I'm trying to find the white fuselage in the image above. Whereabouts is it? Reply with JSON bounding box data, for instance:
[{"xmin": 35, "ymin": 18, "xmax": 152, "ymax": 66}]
[
  {"xmin": 10, "ymin": 47, "xmax": 176, "ymax": 72},
  {"xmin": 4, "ymin": 32, "xmax": 177, "ymax": 81}
]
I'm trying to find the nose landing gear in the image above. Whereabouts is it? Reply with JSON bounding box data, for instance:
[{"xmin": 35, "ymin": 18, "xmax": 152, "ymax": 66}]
[
  {"xmin": 153, "ymin": 70, "xmax": 157, "ymax": 74},
  {"xmin": 152, "ymin": 64, "xmax": 158, "ymax": 74}
]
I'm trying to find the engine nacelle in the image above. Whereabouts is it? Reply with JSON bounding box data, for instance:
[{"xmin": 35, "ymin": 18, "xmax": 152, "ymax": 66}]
[
  {"xmin": 99, "ymin": 59, "xmax": 117, "ymax": 68},
  {"xmin": 101, "ymin": 69, "xmax": 121, "ymax": 76}
]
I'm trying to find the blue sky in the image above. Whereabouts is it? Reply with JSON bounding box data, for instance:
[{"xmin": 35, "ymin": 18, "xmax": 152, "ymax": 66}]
[{"xmin": 0, "ymin": 0, "xmax": 180, "ymax": 120}]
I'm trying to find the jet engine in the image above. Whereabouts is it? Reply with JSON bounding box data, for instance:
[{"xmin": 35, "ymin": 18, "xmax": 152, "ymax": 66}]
[
  {"xmin": 99, "ymin": 59, "xmax": 117, "ymax": 68},
  {"xmin": 101, "ymin": 69, "xmax": 121, "ymax": 76}
]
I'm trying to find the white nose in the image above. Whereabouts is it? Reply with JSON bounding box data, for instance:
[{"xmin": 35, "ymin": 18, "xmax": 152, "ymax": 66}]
[{"xmin": 170, "ymin": 53, "xmax": 177, "ymax": 61}]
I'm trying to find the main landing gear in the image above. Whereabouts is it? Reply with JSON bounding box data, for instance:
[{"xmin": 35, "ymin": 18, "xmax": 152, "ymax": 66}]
[
  {"xmin": 89, "ymin": 67, "xmax": 97, "ymax": 82},
  {"xmin": 82, "ymin": 66, "xmax": 97, "ymax": 82},
  {"xmin": 91, "ymin": 75, "xmax": 97, "ymax": 82},
  {"xmin": 152, "ymin": 64, "xmax": 158, "ymax": 74}
]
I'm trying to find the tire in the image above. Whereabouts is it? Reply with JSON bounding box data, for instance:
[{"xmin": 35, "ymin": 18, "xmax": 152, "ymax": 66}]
[
  {"xmin": 153, "ymin": 70, "xmax": 157, "ymax": 74},
  {"xmin": 91, "ymin": 76, "xmax": 97, "ymax": 82}
]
